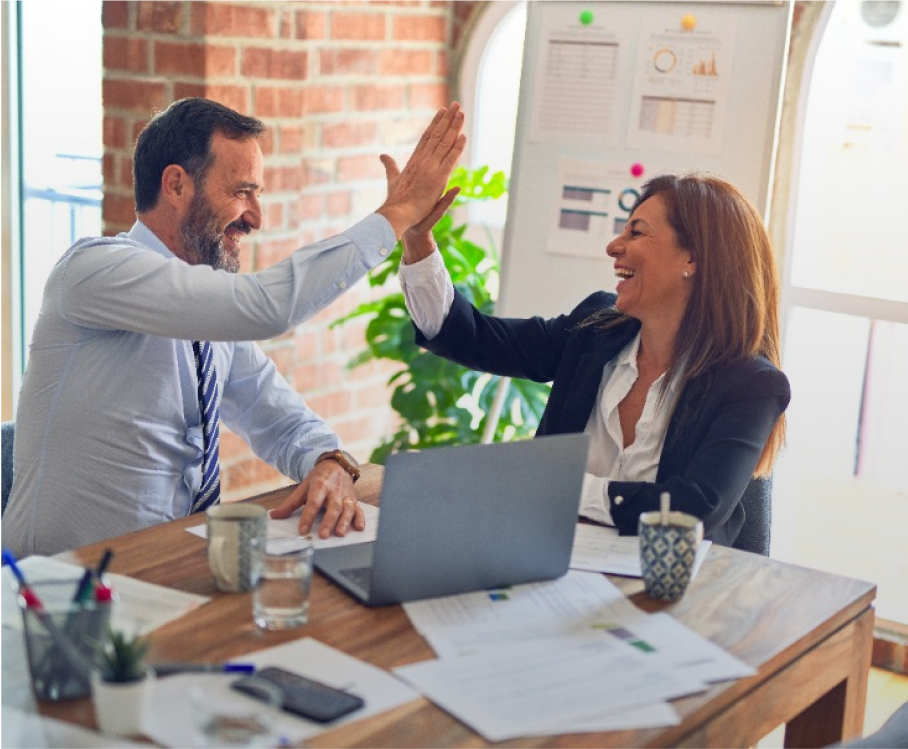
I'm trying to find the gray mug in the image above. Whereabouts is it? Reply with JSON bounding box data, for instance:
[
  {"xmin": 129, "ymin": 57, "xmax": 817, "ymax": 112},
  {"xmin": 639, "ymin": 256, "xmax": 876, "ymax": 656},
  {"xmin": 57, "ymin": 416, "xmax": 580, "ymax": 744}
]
[{"xmin": 205, "ymin": 504, "xmax": 266, "ymax": 592}]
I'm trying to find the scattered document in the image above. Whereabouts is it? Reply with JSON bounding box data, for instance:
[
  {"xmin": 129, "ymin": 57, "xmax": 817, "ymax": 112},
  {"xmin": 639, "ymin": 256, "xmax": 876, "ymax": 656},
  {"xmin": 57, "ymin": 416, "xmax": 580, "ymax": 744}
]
[
  {"xmin": 1, "ymin": 556, "xmax": 208, "ymax": 636},
  {"xmin": 2, "ymin": 706, "xmax": 147, "ymax": 748},
  {"xmin": 395, "ymin": 640, "xmax": 701, "ymax": 742},
  {"xmin": 186, "ymin": 503, "xmax": 379, "ymax": 554},
  {"xmin": 398, "ymin": 569, "xmax": 755, "ymax": 740},
  {"xmin": 570, "ymin": 522, "xmax": 712, "ymax": 578},
  {"xmin": 143, "ymin": 637, "xmax": 420, "ymax": 748}
]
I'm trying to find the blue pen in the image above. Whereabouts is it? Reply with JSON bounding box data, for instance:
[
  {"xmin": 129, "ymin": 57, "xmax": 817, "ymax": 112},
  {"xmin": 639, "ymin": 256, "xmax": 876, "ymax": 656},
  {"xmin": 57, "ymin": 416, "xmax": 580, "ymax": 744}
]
[
  {"xmin": 151, "ymin": 662, "xmax": 256, "ymax": 676},
  {"xmin": 2, "ymin": 548, "xmax": 43, "ymax": 608},
  {"xmin": 71, "ymin": 568, "xmax": 95, "ymax": 603}
]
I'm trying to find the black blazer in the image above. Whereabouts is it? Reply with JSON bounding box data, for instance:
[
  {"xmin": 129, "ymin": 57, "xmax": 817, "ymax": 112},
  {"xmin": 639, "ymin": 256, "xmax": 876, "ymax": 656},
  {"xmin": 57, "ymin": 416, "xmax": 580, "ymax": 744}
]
[{"xmin": 415, "ymin": 291, "xmax": 791, "ymax": 546}]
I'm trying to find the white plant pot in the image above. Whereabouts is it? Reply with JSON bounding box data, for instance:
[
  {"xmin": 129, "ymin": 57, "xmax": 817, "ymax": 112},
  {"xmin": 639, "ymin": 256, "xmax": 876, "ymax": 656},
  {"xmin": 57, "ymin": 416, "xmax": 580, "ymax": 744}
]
[{"xmin": 90, "ymin": 667, "xmax": 154, "ymax": 736}]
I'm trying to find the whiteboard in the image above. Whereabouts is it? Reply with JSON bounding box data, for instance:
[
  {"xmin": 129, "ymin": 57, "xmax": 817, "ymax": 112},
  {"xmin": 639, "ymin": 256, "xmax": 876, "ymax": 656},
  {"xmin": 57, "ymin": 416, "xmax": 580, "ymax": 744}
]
[{"xmin": 497, "ymin": 1, "xmax": 792, "ymax": 319}]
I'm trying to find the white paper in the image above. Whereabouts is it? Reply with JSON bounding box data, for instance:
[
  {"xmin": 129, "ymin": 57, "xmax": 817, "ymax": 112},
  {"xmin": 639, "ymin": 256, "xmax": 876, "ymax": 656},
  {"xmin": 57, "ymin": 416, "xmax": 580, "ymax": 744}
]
[
  {"xmin": 1, "ymin": 556, "xmax": 209, "ymax": 635},
  {"xmin": 2, "ymin": 705, "xmax": 147, "ymax": 748},
  {"xmin": 529, "ymin": 5, "xmax": 635, "ymax": 146},
  {"xmin": 625, "ymin": 8, "xmax": 737, "ymax": 155},
  {"xmin": 570, "ymin": 522, "xmax": 712, "ymax": 579},
  {"xmin": 143, "ymin": 637, "xmax": 420, "ymax": 748},
  {"xmin": 186, "ymin": 503, "xmax": 379, "ymax": 554},
  {"xmin": 395, "ymin": 639, "xmax": 701, "ymax": 742}
]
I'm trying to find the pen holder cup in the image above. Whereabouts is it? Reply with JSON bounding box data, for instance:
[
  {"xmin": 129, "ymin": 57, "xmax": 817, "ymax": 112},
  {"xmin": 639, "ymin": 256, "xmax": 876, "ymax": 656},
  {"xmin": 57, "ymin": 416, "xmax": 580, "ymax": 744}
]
[{"xmin": 18, "ymin": 580, "xmax": 113, "ymax": 701}]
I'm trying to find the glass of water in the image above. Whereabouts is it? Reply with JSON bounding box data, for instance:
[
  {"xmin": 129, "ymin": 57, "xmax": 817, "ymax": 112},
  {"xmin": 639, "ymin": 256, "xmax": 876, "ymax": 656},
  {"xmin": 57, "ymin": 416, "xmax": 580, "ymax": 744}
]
[{"xmin": 253, "ymin": 542, "xmax": 313, "ymax": 630}]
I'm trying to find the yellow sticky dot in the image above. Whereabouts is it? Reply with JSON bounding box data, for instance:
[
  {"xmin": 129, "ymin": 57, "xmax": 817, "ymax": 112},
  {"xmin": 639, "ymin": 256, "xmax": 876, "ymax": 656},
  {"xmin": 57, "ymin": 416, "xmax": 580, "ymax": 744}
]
[{"xmin": 681, "ymin": 14, "xmax": 696, "ymax": 31}]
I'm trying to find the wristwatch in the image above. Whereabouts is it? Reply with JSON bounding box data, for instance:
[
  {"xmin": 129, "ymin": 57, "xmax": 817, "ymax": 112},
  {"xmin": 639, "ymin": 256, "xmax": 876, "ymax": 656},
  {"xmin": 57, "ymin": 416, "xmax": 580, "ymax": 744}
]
[{"xmin": 315, "ymin": 449, "xmax": 362, "ymax": 483}]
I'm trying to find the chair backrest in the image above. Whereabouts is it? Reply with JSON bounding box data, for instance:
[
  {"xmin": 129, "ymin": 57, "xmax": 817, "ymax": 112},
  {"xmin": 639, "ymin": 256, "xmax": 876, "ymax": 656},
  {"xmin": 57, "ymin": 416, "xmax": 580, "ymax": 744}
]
[
  {"xmin": 732, "ymin": 476, "xmax": 772, "ymax": 556},
  {"xmin": 1, "ymin": 421, "xmax": 14, "ymax": 517}
]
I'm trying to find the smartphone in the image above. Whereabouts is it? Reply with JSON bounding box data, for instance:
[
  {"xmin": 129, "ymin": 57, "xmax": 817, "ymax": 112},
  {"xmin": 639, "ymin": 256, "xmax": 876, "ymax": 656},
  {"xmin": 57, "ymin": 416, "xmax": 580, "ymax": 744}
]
[{"xmin": 231, "ymin": 666, "xmax": 365, "ymax": 723}]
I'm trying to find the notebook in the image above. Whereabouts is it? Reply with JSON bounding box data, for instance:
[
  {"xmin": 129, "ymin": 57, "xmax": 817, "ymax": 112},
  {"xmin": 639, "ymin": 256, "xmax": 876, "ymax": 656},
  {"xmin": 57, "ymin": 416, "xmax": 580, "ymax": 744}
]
[{"xmin": 313, "ymin": 433, "xmax": 590, "ymax": 606}]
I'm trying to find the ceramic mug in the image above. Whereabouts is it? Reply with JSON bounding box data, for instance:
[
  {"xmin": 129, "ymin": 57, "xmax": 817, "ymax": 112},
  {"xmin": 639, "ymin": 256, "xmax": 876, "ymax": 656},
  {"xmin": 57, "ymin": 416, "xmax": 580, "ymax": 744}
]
[
  {"xmin": 638, "ymin": 510, "xmax": 704, "ymax": 601},
  {"xmin": 205, "ymin": 504, "xmax": 267, "ymax": 592}
]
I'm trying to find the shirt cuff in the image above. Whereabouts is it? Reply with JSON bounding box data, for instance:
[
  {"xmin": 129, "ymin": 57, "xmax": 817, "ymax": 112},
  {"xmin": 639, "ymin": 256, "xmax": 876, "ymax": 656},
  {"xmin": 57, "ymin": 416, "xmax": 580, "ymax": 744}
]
[
  {"xmin": 399, "ymin": 250, "xmax": 454, "ymax": 340},
  {"xmin": 579, "ymin": 473, "xmax": 615, "ymax": 527}
]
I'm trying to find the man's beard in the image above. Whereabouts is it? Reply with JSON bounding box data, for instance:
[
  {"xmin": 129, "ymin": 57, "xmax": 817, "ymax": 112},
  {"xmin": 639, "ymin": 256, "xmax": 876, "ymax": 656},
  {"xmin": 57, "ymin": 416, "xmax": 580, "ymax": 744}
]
[{"xmin": 179, "ymin": 191, "xmax": 249, "ymax": 273}]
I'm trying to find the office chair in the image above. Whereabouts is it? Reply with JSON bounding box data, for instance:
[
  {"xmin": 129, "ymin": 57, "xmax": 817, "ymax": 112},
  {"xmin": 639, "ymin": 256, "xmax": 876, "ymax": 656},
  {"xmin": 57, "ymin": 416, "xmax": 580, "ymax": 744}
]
[
  {"xmin": 1, "ymin": 421, "xmax": 14, "ymax": 517},
  {"xmin": 732, "ymin": 477, "xmax": 772, "ymax": 556},
  {"xmin": 831, "ymin": 699, "xmax": 908, "ymax": 747}
]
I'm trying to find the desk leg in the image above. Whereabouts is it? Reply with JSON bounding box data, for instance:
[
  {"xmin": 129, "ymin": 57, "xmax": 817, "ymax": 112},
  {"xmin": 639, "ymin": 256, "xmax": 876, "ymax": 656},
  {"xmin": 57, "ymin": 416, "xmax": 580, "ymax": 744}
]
[{"xmin": 784, "ymin": 608, "xmax": 874, "ymax": 748}]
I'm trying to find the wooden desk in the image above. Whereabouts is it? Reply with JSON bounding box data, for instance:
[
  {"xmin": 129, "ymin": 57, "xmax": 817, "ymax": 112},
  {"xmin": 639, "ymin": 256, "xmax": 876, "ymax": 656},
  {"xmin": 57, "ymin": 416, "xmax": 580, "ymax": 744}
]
[{"xmin": 42, "ymin": 464, "xmax": 875, "ymax": 748}]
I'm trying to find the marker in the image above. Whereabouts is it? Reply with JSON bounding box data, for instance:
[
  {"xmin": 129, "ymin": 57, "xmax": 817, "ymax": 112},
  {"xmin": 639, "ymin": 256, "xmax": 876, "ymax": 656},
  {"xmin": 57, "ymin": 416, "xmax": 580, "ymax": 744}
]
[
  {"xmin": 151, "ymin": 662, "xmax": 256, "ymax": 677},
  {"xmin": 95, "ymin": 548, "xmax": 114, "ymax": 579},
  {"xmin": 2, "ymin": 548, "xmax": 42, "ymax": 608},
  {"xmin": 72, "ymin": 568, "xmax": 95, "ymax": 603}
]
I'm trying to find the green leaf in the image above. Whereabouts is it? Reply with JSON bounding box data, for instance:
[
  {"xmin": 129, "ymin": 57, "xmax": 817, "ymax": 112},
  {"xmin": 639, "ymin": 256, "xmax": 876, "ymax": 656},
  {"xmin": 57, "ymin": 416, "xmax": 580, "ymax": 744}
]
[{"xmin": 337, "ymin": 165, "xmax": 553, "ymax": 463}]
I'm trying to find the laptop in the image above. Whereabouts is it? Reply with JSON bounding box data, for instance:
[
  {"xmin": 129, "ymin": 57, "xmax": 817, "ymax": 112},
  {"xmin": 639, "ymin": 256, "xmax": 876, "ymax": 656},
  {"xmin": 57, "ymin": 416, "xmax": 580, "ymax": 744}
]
[{"xmin": 313, "ymin": 433, "xmax": 590, "ymax": 606}]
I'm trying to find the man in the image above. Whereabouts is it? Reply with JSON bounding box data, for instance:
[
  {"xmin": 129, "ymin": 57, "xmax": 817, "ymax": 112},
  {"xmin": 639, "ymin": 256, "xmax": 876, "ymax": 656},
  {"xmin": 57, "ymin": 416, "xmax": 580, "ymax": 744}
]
[{"xmin": 3, "ymin": 97, "xmax": 465, "ymax": 557}]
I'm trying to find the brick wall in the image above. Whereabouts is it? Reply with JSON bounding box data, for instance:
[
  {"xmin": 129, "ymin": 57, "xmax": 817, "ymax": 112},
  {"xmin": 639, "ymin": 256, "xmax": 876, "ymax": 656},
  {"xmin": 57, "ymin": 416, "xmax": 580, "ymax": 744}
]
[{"xmin": 102, "ymin": 1, "xmax": 482, "ymax": 500}]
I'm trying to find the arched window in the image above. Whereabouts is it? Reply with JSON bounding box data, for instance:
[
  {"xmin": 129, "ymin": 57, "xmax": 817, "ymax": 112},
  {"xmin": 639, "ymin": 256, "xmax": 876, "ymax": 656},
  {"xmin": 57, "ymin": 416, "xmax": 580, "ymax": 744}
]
[{"xmin": 458, "ymin": 2, "xmax": 527, "ymax": 231}]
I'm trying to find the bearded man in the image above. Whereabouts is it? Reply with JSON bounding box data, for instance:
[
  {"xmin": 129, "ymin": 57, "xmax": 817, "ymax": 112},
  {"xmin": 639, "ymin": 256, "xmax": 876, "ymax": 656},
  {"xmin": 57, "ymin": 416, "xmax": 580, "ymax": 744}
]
[{"xmin": 3, "ymin": 97, "xmax": 465, "ymax": 557}]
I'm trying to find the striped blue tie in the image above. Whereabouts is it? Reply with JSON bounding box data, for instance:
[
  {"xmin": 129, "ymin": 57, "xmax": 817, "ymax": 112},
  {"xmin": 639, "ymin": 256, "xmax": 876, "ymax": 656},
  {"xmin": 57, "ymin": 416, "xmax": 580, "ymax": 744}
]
[{"xmin": 191, "ymin": 340, "xmax": 221, "ymax": 513}]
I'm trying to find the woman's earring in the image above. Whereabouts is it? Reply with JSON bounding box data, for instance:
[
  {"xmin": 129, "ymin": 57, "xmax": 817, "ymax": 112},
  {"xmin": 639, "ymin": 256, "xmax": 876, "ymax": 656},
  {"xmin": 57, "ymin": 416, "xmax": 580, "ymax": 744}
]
[{"xmin": 683, "ymin": 270, "xmax": 690, "ymax": 279}]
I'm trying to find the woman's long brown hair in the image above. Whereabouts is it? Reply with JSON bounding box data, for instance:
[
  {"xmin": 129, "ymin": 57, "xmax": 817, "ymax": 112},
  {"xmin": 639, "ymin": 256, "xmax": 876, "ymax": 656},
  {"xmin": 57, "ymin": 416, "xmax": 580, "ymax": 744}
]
[{"xmin": 589, "ymin": 172, "xmax": 785, "ymax": 475}]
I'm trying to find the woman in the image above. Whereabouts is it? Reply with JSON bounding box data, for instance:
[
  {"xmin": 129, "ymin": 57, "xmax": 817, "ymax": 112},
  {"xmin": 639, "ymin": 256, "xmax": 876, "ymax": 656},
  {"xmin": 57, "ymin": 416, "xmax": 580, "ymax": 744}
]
[{"xmin": 398, "ymin": 172, "xmax": 790, "ymax": 547}]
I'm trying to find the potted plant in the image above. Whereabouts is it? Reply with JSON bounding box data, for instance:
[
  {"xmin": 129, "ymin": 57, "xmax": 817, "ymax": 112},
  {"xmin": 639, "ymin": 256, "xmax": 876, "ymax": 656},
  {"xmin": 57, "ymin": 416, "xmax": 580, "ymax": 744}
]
[
  {"xmin": 90, "ymin": 627, "xmax": 154, "ymax": 736},
  {"xmin": 333, "ymin": 166, "xmax": 552, "ymax": 463}
]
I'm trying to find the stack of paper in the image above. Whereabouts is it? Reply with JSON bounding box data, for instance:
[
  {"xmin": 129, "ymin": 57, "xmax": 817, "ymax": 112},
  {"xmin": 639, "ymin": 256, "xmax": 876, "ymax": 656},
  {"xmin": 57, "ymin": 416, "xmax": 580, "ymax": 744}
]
[{"xmin": 396, "ymin": 570, "xmax": 754, "ymax": 742}]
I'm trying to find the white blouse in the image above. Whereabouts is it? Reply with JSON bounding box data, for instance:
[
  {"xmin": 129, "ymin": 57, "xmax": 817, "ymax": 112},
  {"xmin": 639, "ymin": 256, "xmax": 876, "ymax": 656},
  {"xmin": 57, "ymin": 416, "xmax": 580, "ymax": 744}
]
[{"xmin": 400, "ymin": 251, "xmax": 680, "ymax": 527}]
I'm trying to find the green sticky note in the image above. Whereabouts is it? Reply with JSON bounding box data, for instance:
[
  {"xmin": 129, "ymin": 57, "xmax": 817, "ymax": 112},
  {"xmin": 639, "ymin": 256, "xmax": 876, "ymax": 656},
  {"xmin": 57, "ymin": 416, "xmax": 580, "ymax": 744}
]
[{"xmin": 579, "ymin": 10, "xmax": 594, "ymax": 26}]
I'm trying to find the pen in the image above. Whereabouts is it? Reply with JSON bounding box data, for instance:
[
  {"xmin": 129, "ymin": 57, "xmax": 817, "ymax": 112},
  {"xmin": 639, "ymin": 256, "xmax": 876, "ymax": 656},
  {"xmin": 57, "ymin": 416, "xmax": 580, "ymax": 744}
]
[
  {"xmin": 72, "ymin": 568, "xmax": 95, "ymax": 603},
  {"xmin": 151, "ymin": 662, "xmax": 256, "ymax": 676},
  {"xmin": 95, "ymin": 548, "xmax": 114, "ymax": 579},
  {"xmin": 2, "ymin": 548, "xmax": 42, "ymax": 609}
]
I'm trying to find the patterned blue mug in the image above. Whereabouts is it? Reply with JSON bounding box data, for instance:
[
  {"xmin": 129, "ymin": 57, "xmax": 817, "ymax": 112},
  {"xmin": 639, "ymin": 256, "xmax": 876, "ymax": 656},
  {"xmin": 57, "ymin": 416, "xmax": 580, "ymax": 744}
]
[{"xmin": 638, "ymin": 511, "xmax": 703, "ymax": 601}]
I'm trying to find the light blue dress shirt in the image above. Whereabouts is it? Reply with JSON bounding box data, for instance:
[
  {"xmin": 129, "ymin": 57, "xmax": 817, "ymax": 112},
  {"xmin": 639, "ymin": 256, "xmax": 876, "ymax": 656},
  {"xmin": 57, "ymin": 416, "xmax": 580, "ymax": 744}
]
[{"xmin": 3, "ymin": 216, "xmax": 395, "ymax": 557}]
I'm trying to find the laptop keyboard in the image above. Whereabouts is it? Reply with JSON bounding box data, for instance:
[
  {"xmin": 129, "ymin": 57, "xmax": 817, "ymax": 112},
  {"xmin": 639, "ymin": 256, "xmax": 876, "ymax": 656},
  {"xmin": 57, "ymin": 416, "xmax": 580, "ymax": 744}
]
[{"xmin": 339, "ymin": 566, "xmax": 372, "ymax": 590}]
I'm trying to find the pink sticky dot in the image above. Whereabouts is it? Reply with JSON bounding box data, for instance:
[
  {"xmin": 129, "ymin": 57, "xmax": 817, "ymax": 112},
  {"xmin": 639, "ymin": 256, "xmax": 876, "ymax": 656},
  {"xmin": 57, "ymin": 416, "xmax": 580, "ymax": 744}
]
[{"xmin": 631, "ymin": 163, "xmax": 644, "ymax": 178}]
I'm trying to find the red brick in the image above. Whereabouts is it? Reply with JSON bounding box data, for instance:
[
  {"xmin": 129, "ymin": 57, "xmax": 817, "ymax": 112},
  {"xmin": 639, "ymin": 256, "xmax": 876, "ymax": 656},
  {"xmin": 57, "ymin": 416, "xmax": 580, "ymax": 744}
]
[
  {"xmin": 255, "ymin": 86, "xmax": 306, "ymax": 118},
  {"xmin": 352, "ymin": 84, "xmax": 406, "ymax": 111},
  {"xmin": 263, "ymin": 164, "xmax": 305, "ymax": 192},
  {"xmin": 154, "ymin": 42, "xmax": 237, "ymax": 78},
  {"xmin": 305, "ymin": 154, "xmax": 337, "ymax": 183},
  {"xmin": 303, "ymin": 86, "xmax": 345, "ymax": 115},
  {"xmin": 105, "ymin": 192, "xmax": 136, "ymax": 226},
  {"xmin": 219, "ymin": 429, "xmax": 247, "ymax": 455},
  {"xmin": 338, "ymin": 154, "xmax": 385, "ymax": 182},
  {"xmin": 265, "ymin": 345, "xmax": 296, "ymax": 379},
  {"xmin": 103, "ymin": 115, "xmax": 128, "ymax": 149},
  {"xmin": 295, "ymin": 193, "xmax": 325, "ymax": 221},
  {"xmin": 392, "ymin": 14, "xmax": 446, "ymax": 42},
  {"xmin": 378, "ymin": 48, "xmax": 433, "ymax": 76},
  {"xmin": 102, "ymin": 3, "xmax": 130, "ymax": 30},
  {"xmin": 322, "ymin": 121, "xmax": 378, "ymax": 149},
  {"xmin": 104, "ymin": 79, "xmax": 169, "ymax": 114},
  {"xmin": 319, "ymin": 49, "xmax": 376, "ymax": 77},
  {"xmin": 104, "ymin": 37, "xmax": 149, "ymax": 73},
  {"xmin": 331, "ymin": 12, "xmax": 386, "ymax": 41},
  {"xmin": 295, "ymin": 10, "xmax": 327, "ymax": 40},
  {"xmin": 191, "ymin": 3, "xmax": 277, "ymax": 39},
  {"xmin": 294, "ymin": 329, "xmax": 321, "ymax": 360},
  {"xmin": 326, "ymin": 190, "xmax": 352, "ymax": 218},
  {"xmin": 242, "ymin": 48, "xmax": 308, "ymax": 81},
  {"xmin": 306, "ymin": 390, "xmax": 354, "ymax": 419},
  {"xmin": 254, "ymin": 237, "xmax": 299, "ymax": 271},
  {"xmin": 264, "ymin": 202, "xmax": 284, "ymax": 230},
  {"xmin": 355, "ymin": 381, "xmax": 395, "ymax": 411},
  {"xmin": 183, "ymin": 85, "xmax": 250, "ymax": 114},
  {"xmin": 136, "ymin": 2, "xmax": 183, "ymax": 34},
  {"xmin": 223, "ymin": 458, "xmax": 283, "ymax": 491},
  {"xmin": 278, "ymin": 124, "xmax": 305, "ymax": 154},
  {"xmin": 409, "ymin": 81, "xmax": 448, "ymax": 109}
]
